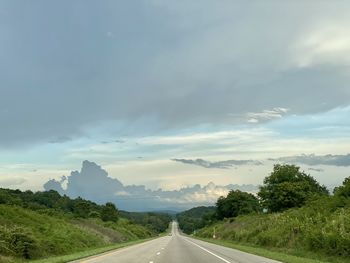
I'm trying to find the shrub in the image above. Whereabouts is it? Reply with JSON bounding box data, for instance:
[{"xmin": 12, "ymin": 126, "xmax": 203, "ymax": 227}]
[
  {"xmin": 0, "ymin": 225, "xmax": 40, "ymax": 259},
  {"xmin": 101, "ymin": 202, "xmax": 119, "ymax": 222}
]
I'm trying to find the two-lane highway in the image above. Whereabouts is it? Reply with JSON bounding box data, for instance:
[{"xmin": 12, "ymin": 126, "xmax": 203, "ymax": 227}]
[{"xmin": 73, "ymin": 222, "xmax": 281, "ymax": 263}]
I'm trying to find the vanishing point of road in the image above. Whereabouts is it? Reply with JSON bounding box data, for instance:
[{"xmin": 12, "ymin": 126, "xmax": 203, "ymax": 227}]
[{"xmin": 73, "ymin": 221, "xmax": 281, "ymax": 263}]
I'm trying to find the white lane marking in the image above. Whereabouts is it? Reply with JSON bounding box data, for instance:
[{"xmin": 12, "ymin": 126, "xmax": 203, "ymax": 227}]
[
  {"xmin": 149, "ymin": 261, "xmax": 153, "ymax": 263},
  {"xmin": 184, "ymin": 238, "xmax": 231, "ymax": 263},
  {"xmin": 77, "ymin": 237, "xmax": 167, "ymax": 263},
  {"xmin": 156, "ymin": 252, "xmax": 161, "ymax": 255},
  {"xmin": 161, "ymin": 247, "xmax": 164, "ymax": 250}
]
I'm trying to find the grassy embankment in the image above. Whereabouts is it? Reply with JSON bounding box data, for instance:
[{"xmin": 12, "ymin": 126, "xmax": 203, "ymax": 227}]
[
  {"xmin": 195, "ymin": 198, "xmax": 350, "ymax": 263},
  {"xmin": 0, "ymin": 205, "xmax": 156, "ymax": 263}
]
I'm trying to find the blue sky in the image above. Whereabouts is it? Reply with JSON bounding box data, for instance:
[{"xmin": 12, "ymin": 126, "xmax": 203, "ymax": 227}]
[{"xmin": 0, "ymin": 1, "xmax": 350, "ymax": 203}]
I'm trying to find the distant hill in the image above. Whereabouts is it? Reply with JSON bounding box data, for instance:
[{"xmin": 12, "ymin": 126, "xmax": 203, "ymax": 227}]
[{"xmin": 176, "ymin": 206, "xmax": 216, "ymax": 234}]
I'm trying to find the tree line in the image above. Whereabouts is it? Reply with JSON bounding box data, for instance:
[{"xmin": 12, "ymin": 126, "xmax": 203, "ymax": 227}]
[
  {"xmin": 0, "ymin": 188, "xmax": 172, "ymax": 233},
  {"xmin": 177, "ymin": 164, "xmax": 350, "ymax": 234},
  {"xmin": 0, "ymin": 188, "xmax": 119, "ymax": 222}
]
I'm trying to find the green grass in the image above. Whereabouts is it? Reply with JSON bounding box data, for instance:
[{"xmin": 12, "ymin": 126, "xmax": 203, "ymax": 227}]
[
  {"xmin": 0, "ymin": 205, "xmax": 155, "ymax": 261},
  {"xmin": 29, "ymin": 237, "xmax": 155, "ymax": 263},
  {"xmin": 0, "ymin": 205, "xmax": 105, "ymax": 259},
  {"xmin": 195, "ymin": 199, "xmax": 350, "ymax": 263}
]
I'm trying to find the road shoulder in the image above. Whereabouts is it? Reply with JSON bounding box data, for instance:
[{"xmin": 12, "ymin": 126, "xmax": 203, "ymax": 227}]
[
  {"xmin": 29, "ymin": 237, "xmax": 157, "ymax": 263},
  {"xmin": 190, "ymin": 237, "xmax": 332, "ymax": 263}
]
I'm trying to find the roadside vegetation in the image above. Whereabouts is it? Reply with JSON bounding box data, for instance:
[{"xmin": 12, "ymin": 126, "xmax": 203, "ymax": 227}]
[
  {"xmin": 177, "ymin": 164, "xmax": 350, "ymax": 262},
  {"xmin": 0, "ymin": 189, "xmax": 172, "ymax": 262}
]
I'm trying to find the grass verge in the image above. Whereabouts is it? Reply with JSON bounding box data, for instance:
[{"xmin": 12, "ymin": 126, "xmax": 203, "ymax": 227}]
[
  {"xmin": 192, "ymin": 237, "xmax": 350, "ymax": 263},
  {"xmin": 29, "ymin": 237, "xmax": 156, "ymax": 263}
]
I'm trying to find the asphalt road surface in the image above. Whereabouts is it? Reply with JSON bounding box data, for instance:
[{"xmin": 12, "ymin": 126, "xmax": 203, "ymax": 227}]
[{"xmin": 73, "ymin": 221, "xmax": 281, "ymax": 263}]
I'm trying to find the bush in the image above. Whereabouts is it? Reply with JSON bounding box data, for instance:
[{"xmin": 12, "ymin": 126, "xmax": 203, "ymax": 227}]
[
  {"xmin": 0, "ymin": 225, "xmax": 40, "ymax": 259},
  {"xmin": 196, "ymin": 197, "xmax": 350, "ymax": 259},
  {"xmin": 101, "ymin": 202, "xmax": 119, "ymax": 222}
]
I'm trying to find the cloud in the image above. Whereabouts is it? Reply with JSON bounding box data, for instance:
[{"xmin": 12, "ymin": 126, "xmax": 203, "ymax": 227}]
[
  {"xmin": 139, "ymin": 129, "xmax": 274, "ymax": 146},
  {"xmin": 43, "ymin": 160, "xmax": 258, "ymax": 211},
  {"xmin": 160, "ymin": 182, "xmax": 257, "ymax": 204},
  {"xmin": 1, "ymin": 1, "xmax": 350, "ymax": 147},
  {"xmin": 246, "ymin": 108, "xmax": 289, "ymax": 123},
  {"xmin": 172, "ymin": 158, "xmax": 262, "ymax": 169},
  {"xmin": 270, "ymin": 153, "xmax": 350, "ymax": 167},
  {"xmin": 106, "ymin": 31, "xmax": 114, "ymax": 38},
  {"xmin": 173, "ymin": 153, "xmax": 350, "ymax": 170},
  {"xmin": 0, "ymin": 177, "xmax": 26, "ymax": 187},
  {"xmin": 293, "ymin": 26, "xmax": 350, "ymax": 68},
  {"xmin": 308, "ymin": 167, "xmax": 324, "ymax": 172},
  {"xmin": 49, "ymin": 136, "xmax": 72, "ymax": 144}
]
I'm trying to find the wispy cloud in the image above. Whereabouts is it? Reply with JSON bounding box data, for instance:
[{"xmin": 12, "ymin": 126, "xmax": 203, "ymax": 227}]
[
  {"xmin": 172, "ymin": 158, "xmax": 262, "ymax": 169},
  {"xmin": 139, "ymin": 129, "xmax": 275, "ymax": 146},
  {"xmin": 49, "ymin": 136, "xmax": 72, "ymax": 144},
  {"xmin": 270, "ymin": 153, "xmax": 350, "ymax": 167},
  {"xmin": 246, "ymin": 107, "xmax": 289, "ymax": 123},
  {"xmin": 308, "ymin": 167, "xmax": 324, "ymax": 172}
]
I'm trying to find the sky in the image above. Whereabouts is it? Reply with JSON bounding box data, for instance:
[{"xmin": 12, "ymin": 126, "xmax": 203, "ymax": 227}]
[{"xmin": 1, "ymin": 1, "xmax": 350, "ymax": 209}]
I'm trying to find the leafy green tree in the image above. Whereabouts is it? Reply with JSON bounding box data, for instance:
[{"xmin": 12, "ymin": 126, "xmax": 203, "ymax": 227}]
[
  {"xmin": 0, "ymin": 189, "xmax": 22, "ymax": 205},
  {"xmin": 32, "ymin": 190, "xmax": 62, "ymax": 208},
  {"xmin": 334, "ymin": 176, "xmax": 350, "ymax": 198},
  {"xmin": 258, "ymin": 164, "xmax": 328, "ymax": 212},
  {"xmin": 216, "ymin": 190, "xmax": 260, "ymax": 219},
  {"xmin": 101, "ymin": 202, "xmax": 119, "ymax": 222},
  {"xmin": 73, "ymin": 198, "xmax": 94, "ymax": 218}
]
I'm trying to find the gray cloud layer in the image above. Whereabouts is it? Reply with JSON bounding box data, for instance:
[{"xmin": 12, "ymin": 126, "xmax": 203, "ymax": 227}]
[
  {"xmin": 173, "ymin": 153, "xmax": 350, "ymax": 169},
  {"xmin": 44, "ymin": 160, "xmax": 257, "ymax": 211},
  {"xmin": 308, "ymin": 167, "xmax": 324, "ymax": 172},
  {"xmin": 172, "ymin": 158, "xmax": 262, "ymax": 169},
  {"xmin": 1, "ymin": 1, "xmax": 350, "ymax": 146},
  {"xmin": 270, "ymin": 154, "xmax": 350, "ymax": 167}
]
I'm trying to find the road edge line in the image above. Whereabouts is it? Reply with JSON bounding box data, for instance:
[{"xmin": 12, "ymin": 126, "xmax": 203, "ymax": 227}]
[{"xmin": 183, "ymin": 238, "xmax": 231, "ymax": 263}]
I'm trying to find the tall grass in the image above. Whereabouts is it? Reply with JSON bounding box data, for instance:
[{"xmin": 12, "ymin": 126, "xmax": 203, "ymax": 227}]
[
  {"xmin": 196, "ymin": 197, "xmax": 350, "ymax": 261},
  {"xmin": 0, "ymin": 205, "xmax": 153, "ymax": 261}
]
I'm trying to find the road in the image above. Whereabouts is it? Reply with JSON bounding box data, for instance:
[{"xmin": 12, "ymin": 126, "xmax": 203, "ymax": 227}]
[{"xmin": 73, "ymin": 221, "xmax": 281, "ymax": 263}]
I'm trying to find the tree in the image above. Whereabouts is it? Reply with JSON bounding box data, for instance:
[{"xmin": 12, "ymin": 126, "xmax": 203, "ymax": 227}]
[
  {"xmin": 334, "ymin": 176, "xmax": 350, "ymax": 198},
  {"xmin": 258, "ymin": 164, "xmax": 328, "ymax": 212},
  {"xmin": 176, "ymin": 206, "xmax": 216, "ymax": 234},
  {"xmin": 216, "ymin": 190, "xmax": 260, "ymax": 220},
  {"xmin": 101, "ymin": 202, "xmax": 119, "ymax": 222},
  {"xmin": 32, "ymin": 190, "xmax": 61, "ymax": 208},
  {"xmin": 73, "ymin": 198, "xmax": 93, "ymax": 218}
]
